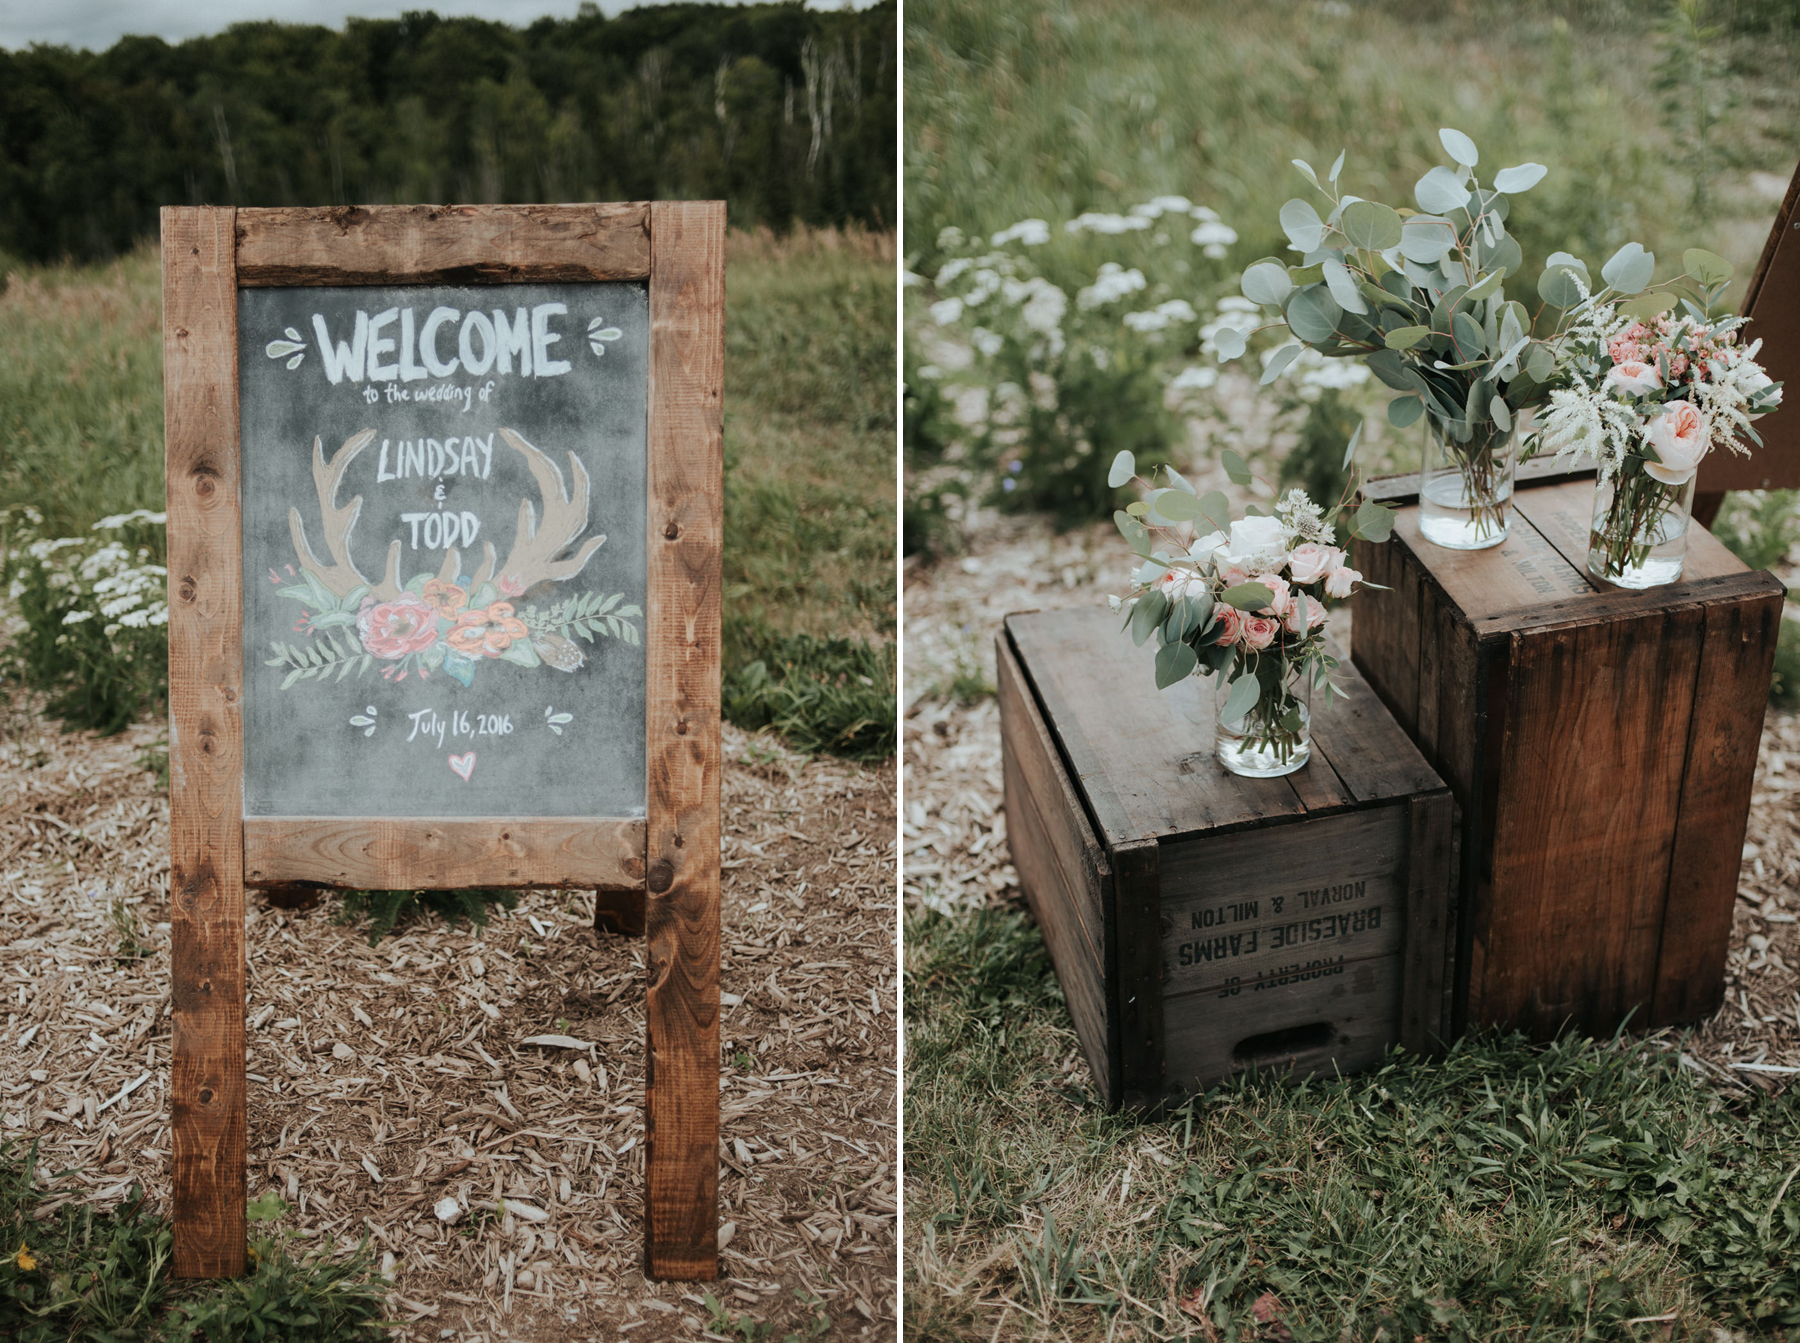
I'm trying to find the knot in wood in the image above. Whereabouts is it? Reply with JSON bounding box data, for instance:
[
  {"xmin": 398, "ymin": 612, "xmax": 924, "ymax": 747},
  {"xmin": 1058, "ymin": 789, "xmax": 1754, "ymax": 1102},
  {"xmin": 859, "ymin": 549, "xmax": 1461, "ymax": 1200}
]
[
  {"xmin": 663, "ymin": 522, "xmax": 680, "ymax": 540},
  {"xmin": 191, "ymin": 469, "xmax": 217, "ymax": 498},
  {"xmin": 675, "ymin": 720, "xmax": 688, "ymax": 736},
  {"xmin": 647, "ymin": 858, "xmax": 676, "ymax": 894},
  {"xmin": 220, "ymin": 685, "xmax": 237, "ymax": 703},
  {"xmin": 199, "ymin": 1088, "xmax": 214, "ymax": 1104},
  {"xmin": 177, "ymin": 576, "xmax": 198, "ymax": 604}
]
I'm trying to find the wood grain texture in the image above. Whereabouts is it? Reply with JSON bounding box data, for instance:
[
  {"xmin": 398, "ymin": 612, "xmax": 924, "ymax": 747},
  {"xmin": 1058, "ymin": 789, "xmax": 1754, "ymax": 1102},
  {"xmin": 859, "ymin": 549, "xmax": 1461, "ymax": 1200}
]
[
  {"xmin": 163, "ymin": 206, "xmax": 248, "ymax": 1279},
  {"xmin": 234, "ymin": 204, "xmax": 651, "ymax": 286},
  {"xmin": 1162, "ymin": 953, "xmax": 1403, "ymax": 1095},
  {"xmin": 1363, "ymin": 458, "xmax": 1595, "ymax": 505},
  {"xmin": 1475, "ymin": 611, "xmax": 1704, "ymax": 1035},
  {"xmin": 243, "ymin": 817, "xmax": 646, "ymax": 890},
  {"xmin": 998, "ymin": 634, "xmax": 1117, "ymax": 1103},
  {"xmin": 1400, "ymin": 791, "xmax": 1454, "ymax": 1053},
  {"xmin": 1112, "ymin": 839, "xmax": 1164, "ymax": 1111},
  {"xmin": 1652, "ymin": 589, "xmax": 1786, "ymax": 1024},
  {"xmin": 642, "ymin": 201, "xmax": 724, "ymax": 1281}
]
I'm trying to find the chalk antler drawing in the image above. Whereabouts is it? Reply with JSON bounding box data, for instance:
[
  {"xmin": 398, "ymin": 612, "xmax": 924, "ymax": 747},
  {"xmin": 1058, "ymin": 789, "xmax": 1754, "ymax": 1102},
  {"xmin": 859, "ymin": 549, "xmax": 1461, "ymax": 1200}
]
[
  {"xmin": 288, "ymin": 430, "xmax": 403, "ymax": 601},
  {"xmin": 268, "ymin": 426, "xmax": 639, "ymax": 691}
]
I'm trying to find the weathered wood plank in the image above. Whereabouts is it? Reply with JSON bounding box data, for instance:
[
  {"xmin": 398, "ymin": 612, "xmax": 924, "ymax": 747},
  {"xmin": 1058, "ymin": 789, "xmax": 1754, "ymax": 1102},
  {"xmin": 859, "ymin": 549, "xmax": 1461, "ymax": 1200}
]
[
  {"xmin": 1400, "ymin": 791, "xmax": 1454, "ymax": 1053},
  {"xmin": 1476, "ymin": 610, "xmax": 1704, "ymax": 1035},
  {"xmin": 998, "ymin": 635, "xmax": 1116, "ymax": 1103},
  {"xmin": 243, "ymin": 817, "xmax": 646, "ymax": 890},
  {"xmin": 1113, "ymin": 838, "xmax": 1164, "ymax": 1111},
  {"xmin": 163, "ymin": 205, "xmax": 248, "ymax": 1279},
  {"xmin": 1310, "ymin": 646, "xmax": 1443, "ymax": 806},
  {"xmin": 1158, "ymin": 806, "xmax": 1409, "ymax": 998},
  {"xmin": 1363, "ymin": 457, "xmax": 1594, "ymax": 505},
  {"xmin": 1512, "ymin": 479, "xmax": 1749, "ymax": 585},
  {"xmin": 1162, "ymin": 952, "xmax": 1404, "ymax": 1094},
  {"xmin": 1653, "ymin": 590, "xmax": 1785, "ymax": 1024},
  {"xmin": 234, "ymin": 204, "xmax": 651, "ymax": 286},
  {"xmin": 642, "ymin": 200, "xmax": 724, "ymax": 1282}
]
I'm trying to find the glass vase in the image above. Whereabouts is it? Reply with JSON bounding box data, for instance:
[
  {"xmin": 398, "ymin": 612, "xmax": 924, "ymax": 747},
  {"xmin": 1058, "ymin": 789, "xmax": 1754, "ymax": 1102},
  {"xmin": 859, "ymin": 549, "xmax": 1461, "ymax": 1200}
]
[
  {"xmin": 1213, "ymin": 666, "xmax": 1311, "ymax": 778},
  {"xmin": 1419, "ymin": 417, "xmax": 1517, "ymax": 551},
  {"xmin": 1586, "ymin": 462, "xmax": 1695, "ymax": 589}
]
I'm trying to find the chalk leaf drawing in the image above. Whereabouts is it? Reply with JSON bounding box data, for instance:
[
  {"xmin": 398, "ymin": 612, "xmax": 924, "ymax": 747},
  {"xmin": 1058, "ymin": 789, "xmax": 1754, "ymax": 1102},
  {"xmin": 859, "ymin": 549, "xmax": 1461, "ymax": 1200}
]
[
  {"xmin": 587, "ymin": 318, "xmax": 623, "ymax": 358},
  {"xmin": 448, "ymin": 752, "xmax": 476, "ymax": 781},
  {"xmin": 349, "ymin": 705, "xmax": 378, "ymax": 737},
  {"xmin": 544, "ymin": 706, "xmax": 575, "ymax": 735},
  {"xmin": 265, "ymin": 327, "xmax": 307, "ymax": 370},
  {"xmin": 263, "ymin": 428, "xmax": 641, "ymax": 689}
]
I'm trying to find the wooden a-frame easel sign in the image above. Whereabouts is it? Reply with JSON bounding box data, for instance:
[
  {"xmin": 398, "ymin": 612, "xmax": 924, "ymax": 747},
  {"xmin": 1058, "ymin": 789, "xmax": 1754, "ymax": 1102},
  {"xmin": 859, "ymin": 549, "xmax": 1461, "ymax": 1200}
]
[{"xmin": 162, "ymin": 202, "xmax": 724, "ymax": 1281}]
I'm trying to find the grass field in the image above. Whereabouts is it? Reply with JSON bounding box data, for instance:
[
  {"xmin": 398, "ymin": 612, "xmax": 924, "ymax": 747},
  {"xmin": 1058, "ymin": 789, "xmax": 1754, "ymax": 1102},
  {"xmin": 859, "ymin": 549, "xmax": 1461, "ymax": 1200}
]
[
  {"xmin": 0, "ymin": 227, "xmax": 896, "ymax": 755},
  {"xmin": 905, "ymin": 0, "xmax": 1800, "ymax": 1335}
]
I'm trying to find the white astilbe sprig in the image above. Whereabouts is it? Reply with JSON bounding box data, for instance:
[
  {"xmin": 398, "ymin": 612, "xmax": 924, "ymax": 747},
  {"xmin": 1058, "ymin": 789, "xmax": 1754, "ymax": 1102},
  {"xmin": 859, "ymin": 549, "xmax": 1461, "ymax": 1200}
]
[
  {"xmin": 1275, "ymin": 487, "xmax": 1335, "ymax": 546},
  {"xmin": 1541, "ymin": 383, "xmax": 1642, "ymax": 480}
]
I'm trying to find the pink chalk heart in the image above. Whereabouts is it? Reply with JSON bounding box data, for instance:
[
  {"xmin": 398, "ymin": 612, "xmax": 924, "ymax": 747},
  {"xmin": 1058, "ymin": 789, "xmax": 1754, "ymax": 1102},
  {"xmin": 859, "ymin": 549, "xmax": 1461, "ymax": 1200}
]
[{"xmin": 448, "ymin": 752, "xmax": 476, "ymax": 781}]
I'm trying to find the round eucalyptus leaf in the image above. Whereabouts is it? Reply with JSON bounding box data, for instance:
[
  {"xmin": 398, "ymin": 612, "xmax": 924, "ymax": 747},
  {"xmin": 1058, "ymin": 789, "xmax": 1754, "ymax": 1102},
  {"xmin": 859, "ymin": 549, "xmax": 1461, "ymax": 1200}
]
[
  {"xmin": 1341, "ymin": 200, "xmax": 1403, "ymax": 252},
  {"xmin": 1387, "ymin": 394, "xmax": 1425, "ymax": 428},
  {"xmin": 1438, "ymin": 127, "xmax": 1479, "ymax": 167},
  {"xmin": 1107, "ymin": 450, "xmax": 1136, "ymax": 489},
  {"xmin": 1213, "ymin": 324, "xmax": 1249, "ymax": 361},
  {"xmin": 1415, "ymin": 165, "xmax": 1471, "ymax": 215},
  {"xmin": 1526, "ymin": 342, "xmax": 1556, "ymax": 382},
  {"xmin": 1601, "ymin": 242, "xmax": 1655, "ymax": 295},
  {"xmin": 1221, "ymin": 673, "xmax": 1261, "ymax": 726},
  {"xmin": 1682, "ymin": 247, "xmax": 1733, "ymax": 287},
  {"xmin": 1398, "ymin": 215, "xmax": 1457, "ymax": 264},
  {"xmin": 1537, "ymin": 264, "xmax": 1585, "ymax": 309},
  {"xmin": 1489, "ymin": 395, "xmax": 1512, "ymax": 432},
  {"xmin": 1384, "ymin": 324, "xmax": 1430, "ymax": 351},
  {"xmin": 1284, "ymin": 284, "xmax": 1344, "ymax": 344},
  {"xmin": 1241, "ymin": 261, "xmax": 1293, "ymax": 307},
  {"xmin": 1258, "ymin": 341, "xmax": 1304, "ymax": 385},
  {"xmin": 1493, "ymin": 162, "xmax": 1547, "ymax": 193},
  {"xmin": 1329, "ymin": 149, "xmax": 1346, "ymax": 184},
  {"xmin": 1544, "ymin": 251, "xmax": 1590, "ymax": 285},
  {"xmin": 1321, "ymin": 258, "xmax": 1369, "ymax": 316},
  {"xmin": 1279, "ymin": 198, "xmax": 1325, "ymax": 252}
]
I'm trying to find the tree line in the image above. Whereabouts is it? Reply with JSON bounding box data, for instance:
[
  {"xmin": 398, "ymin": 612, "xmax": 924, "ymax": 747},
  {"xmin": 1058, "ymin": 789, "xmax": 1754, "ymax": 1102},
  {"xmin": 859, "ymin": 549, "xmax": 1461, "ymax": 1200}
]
[{"xmin": 0, "ymin": 1, "xmax": 894, "ymax": 262}]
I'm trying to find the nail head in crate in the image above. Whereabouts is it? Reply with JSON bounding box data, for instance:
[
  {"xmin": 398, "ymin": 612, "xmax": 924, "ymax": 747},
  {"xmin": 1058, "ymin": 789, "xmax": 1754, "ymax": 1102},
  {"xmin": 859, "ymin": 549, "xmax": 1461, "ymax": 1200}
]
[
  {"xmin": 1350, "ymin": 462, "xmax": 1785, "ymax": 1042},
  {"xmin": 997, "ymin": 607, "xmax": 1455, "ymax": 1111}
]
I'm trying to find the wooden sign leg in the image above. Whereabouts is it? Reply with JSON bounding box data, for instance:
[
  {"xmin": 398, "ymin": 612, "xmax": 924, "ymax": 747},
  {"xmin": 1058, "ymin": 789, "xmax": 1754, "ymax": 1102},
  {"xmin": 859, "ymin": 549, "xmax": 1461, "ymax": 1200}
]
[
  {"xmin": 162, "ymin": 205, "xmax": 249, "ymax": 1277},
  {"xmin": 643, "ymin": 200, "xmax": 725, "ymax": 1280}
]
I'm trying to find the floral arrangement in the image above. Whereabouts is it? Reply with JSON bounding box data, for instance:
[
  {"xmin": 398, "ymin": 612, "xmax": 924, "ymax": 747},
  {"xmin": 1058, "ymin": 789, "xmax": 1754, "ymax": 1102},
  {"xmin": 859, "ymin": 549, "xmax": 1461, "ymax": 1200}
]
[
  {"xmin": 1536, "ymin": 266, "xmax": 1782, "ymax": 580},
  {"xmin": 265, "ymin": 567, "xmax": 639, "ymax": 690},
  {"xmin": 1106, "ymin": 442, "xmax": 1393, "ymax": 773}
]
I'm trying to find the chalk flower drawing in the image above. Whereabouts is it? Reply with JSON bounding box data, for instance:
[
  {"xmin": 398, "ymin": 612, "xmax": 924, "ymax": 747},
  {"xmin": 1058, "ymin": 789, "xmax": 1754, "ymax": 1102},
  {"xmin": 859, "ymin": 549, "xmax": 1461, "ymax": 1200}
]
[
  {"xmin": 265, "ymin": 327, "xmax": 307, "ymax": 369},
  {"xmin": 264, "ymin": 427, "xmax": 641, "ymax": 689}
]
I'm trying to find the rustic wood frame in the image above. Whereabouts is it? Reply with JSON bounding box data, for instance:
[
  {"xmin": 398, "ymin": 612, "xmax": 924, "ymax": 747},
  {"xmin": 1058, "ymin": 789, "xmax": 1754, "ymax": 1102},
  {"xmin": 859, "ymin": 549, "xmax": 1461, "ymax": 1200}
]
[{"xmin": 162, "ymin": 202, "xmax": 724, "ymax": 1281}]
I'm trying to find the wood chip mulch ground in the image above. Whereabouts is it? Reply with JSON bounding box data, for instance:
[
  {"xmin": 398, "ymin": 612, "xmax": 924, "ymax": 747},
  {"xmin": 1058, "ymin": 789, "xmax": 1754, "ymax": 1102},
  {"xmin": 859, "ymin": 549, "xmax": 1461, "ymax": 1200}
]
[
  {"xmin": 0, "ymin": 703, "xmax": 896, "ymax": 1343},
  {"xmin": 904, "ymin": 509, "xmax": 1800, "ymax": 1091}
]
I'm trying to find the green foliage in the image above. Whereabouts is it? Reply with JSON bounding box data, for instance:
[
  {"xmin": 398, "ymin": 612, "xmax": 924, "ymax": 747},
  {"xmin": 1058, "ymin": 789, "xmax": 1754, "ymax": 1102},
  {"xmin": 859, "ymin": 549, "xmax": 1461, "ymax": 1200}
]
[
  {"xmin": 1277, "ymin": 389, "xmax": 1362, "ymax": 516},
  {"xmin": 907, "ymin": 903, "xmax": 1800, "ymax": 1337},
  {"xmin": 722, "ymin": 629, "xmax": 895, "ymax": 760},
  {"xmin": 0, "ymin": 4, "xmax": 894, "ymax": 264},
  {"xmin": 1713, "ymin": 488, "xmax": 1800, "ymax": 572},
  {"xmin": 1772, "ymin": 614, "xmax": 1800, "ymax": 710},
  {"xmin": 336, "ymin": 884, "xmax": 518, "ymax": 945},
  {"xmin": 903, "ymin": 352, "xmax": 966, "ymax": 559},
  {"xmin": 0, "ymin": 1144, "xmax": 385, "ymax": 1341}
]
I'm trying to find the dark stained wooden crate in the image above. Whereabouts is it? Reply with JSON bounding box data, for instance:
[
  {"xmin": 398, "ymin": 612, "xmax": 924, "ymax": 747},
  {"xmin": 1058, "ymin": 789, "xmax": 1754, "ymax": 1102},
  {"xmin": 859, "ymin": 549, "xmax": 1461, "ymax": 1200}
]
[
  {"xmin": 1351, "ymin": 463, "xmax": 1786, "ymax": 1041},
  {"xmin": 998, "ymin": 608, "xmax": 1455, "ymax": 1111}
]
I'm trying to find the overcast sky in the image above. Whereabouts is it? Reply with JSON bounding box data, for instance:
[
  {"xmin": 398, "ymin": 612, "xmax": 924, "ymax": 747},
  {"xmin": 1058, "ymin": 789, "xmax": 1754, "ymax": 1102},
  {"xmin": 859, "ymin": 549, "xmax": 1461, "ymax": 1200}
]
[{"xmin": 0, "ymin": 0, "xmax": 871, "ymax": 52}]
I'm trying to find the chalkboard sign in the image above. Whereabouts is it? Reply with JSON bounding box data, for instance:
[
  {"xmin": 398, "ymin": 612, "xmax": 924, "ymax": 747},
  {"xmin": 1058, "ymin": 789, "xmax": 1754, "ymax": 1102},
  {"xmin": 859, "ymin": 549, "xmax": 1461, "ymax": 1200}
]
[
  {"xmin": 239, "ymin": 282, "xmax": 649, "ymax": 818},
  {"xmin": 162, "ymin": 203, "xmax": 724, "ymax": 1284}
]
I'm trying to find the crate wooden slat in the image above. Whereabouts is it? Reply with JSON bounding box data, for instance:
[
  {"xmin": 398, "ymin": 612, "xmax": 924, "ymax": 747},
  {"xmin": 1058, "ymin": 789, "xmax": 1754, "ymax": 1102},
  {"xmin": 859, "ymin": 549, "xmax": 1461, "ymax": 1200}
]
[
  {"xmin": 999, "ymin": 608, "xmax": 1455, "ymax": 1110},
  {"xmin": 1352, "ymin": 466, "xmax": 1785, "ymax": 1039}
]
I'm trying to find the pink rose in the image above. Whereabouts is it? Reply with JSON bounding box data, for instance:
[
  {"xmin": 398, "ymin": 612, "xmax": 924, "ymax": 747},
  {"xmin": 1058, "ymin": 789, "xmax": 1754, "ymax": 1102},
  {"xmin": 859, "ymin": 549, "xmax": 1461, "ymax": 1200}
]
[
  {"xmin": 1253, "ymin": 573, "xmax": 1291, "ymax": 616},
  {"xmin": 1157, "ymin": 566, "xmax": 1206, "ymax": 600},
  {"xmin": 1284, "ymin": 594, "xmax": 1327, "ymax": 635},
  {"xmin": 1286, "ymin": 543, "xmax": 1343, "ymax": 586},
  {"xmin": 1643, "ymin": 401, "xmax": 1709, "ymax": 485},
  {"xmin": 1211, "ymin": 605, "xmax": 1244, "ymax": 646},
  {"xmin": 1217, "ymin": 562, "xmax": 1251, "ymax": 589},
  {"xmin": 1242, "ymin": 615, "xmax": 1278, "ymax": 651},
  {"xmin": 357, "ymin": 593, "xmax": 440, "ymax": 660},
  {"xmin": 1323, "ymin": 565, "xmax": 1363, "ymax": 600},
  {"xmin": 1605, "ymin": 360, "xmax": 1663, "ymax": 397}
]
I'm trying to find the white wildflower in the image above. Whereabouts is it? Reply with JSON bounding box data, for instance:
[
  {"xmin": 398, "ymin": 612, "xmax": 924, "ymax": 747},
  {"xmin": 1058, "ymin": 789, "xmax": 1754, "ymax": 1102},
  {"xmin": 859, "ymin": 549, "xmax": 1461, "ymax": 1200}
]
[
  {"xmin": 1065, "ymin": 212, "xmax": 1152, "ymax": 236},
  {"xmin": 970, "ymin": 327, "xmax": 1004, "ymax": 358},
  {"xmin": 1076, "ymin": 262, "xmax": 1147, "ymax": 309},
  {"xmin": 928, "ymin": 297, "xmax": 965, "ymax": 326},
  {"xmin": 991, "ymin": 219, "xmax": 1051, "ymax": 246},
  {"xmin": 1190, "ymin": 221, "xmax": 1238, "ymax": 250},
  {"xmin": 937, "ymin": 225, "xmax": 966, "ymax": 250},
  {"xmin": 935, "ymin": 258, "xmax": 972, "ymax": 286},
  {"xmin": 1169, "ymin": 366, "xmax": 1219, "ymax": 392}
]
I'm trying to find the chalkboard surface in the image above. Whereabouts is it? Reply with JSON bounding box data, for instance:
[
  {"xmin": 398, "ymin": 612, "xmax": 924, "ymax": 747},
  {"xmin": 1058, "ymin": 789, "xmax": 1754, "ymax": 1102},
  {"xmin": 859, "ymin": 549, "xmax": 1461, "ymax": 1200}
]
[{"xmin": 238, "ymin": 282, "xmax": 649, "ymax": 818}]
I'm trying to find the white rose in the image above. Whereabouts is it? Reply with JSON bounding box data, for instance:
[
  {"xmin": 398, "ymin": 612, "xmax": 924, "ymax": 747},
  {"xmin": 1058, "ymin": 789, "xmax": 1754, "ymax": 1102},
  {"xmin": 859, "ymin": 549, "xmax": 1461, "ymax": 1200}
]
[
  {"xmin": 1642, "ymin": 401, "xmax": 1710, "ymax": 485},
  {"xmin": 1215, "ymin": 515, "xmax": 1288, "ymax": 570},
  {"xmin": 1188, "ymin": 530, "xmax": 1227, "ymax": 559},
  {"xmin": 1323, "ymin": 565, "xmax": 1363, "ymax": 599},
  {"xmin": 1746, "ymin": 368, "xmax": 1783, "ymax": 420},
  {"xmin": 1605, "ymin": 360, "xmax": 1663, "ymax": 397}
]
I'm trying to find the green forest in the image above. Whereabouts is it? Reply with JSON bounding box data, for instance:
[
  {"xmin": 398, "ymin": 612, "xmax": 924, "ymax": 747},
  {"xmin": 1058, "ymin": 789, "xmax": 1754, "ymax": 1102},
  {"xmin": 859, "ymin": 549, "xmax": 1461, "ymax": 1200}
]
[{"xmin": 0, "ymin": 1, "xmax": 894, "ymax": 263}]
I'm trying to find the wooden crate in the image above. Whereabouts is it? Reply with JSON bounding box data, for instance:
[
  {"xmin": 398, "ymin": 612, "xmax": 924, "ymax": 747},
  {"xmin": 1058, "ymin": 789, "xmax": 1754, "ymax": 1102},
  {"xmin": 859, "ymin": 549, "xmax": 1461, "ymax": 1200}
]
[
  {"xmin": 1351, "ymin": 464, "xmax": 1786, "ymax": 1040},
  {"xmin": 998, "ymin": 608, "xmax": 1455, "ymax": 1111}
]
